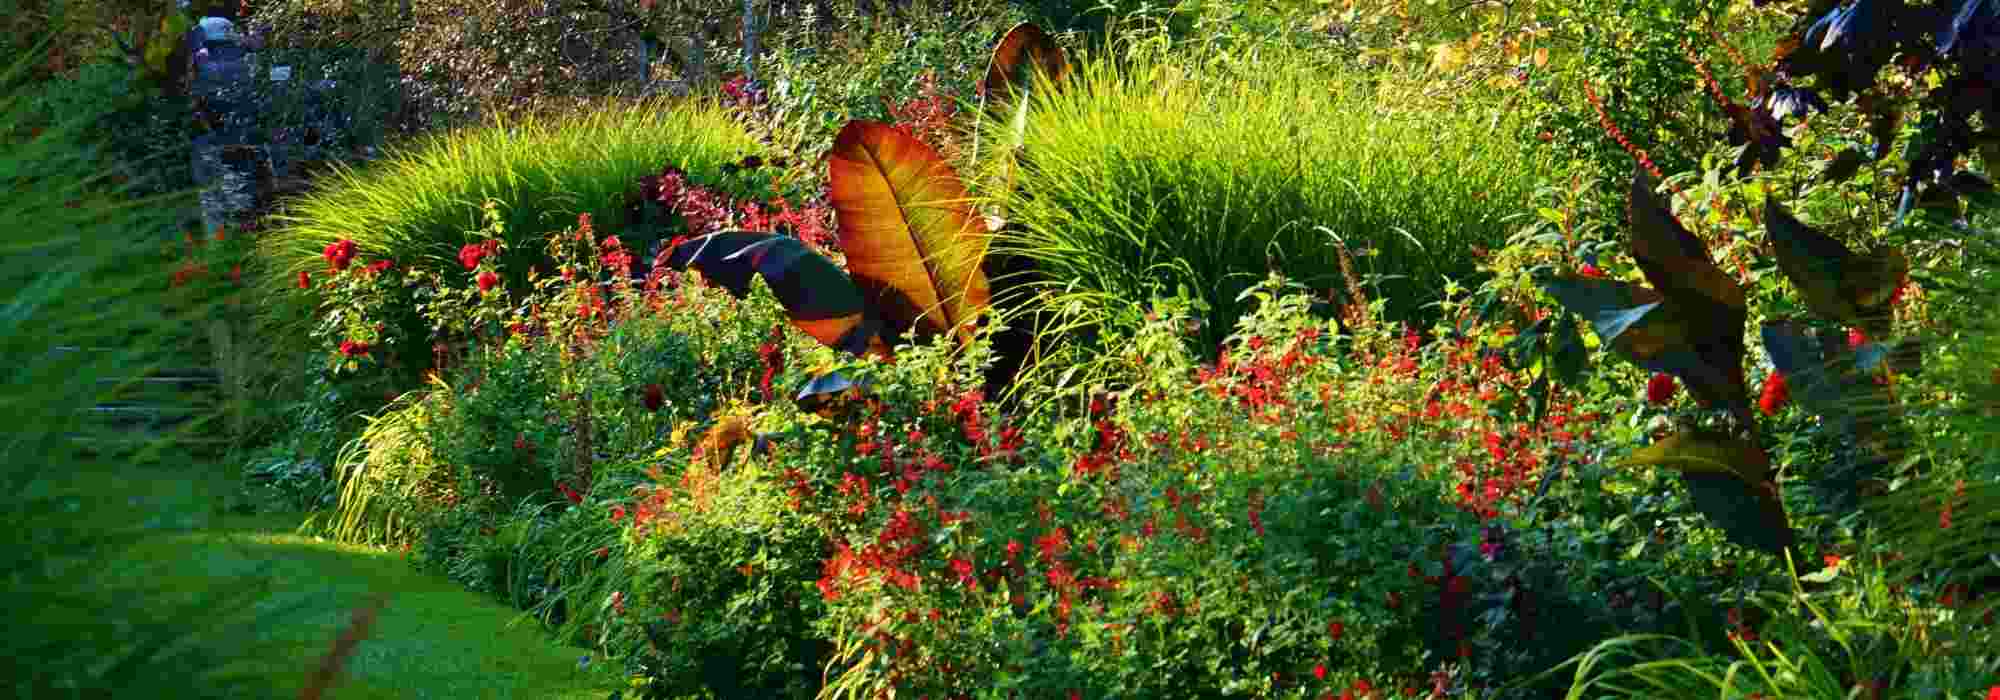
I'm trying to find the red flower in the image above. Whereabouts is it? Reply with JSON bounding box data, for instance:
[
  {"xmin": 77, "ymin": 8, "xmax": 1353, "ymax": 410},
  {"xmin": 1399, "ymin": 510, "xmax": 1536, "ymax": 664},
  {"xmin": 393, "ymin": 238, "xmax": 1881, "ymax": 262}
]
[
  {"xmin": 560, "ymin": 482, "xmax": 583, "ymax": 504},
  {"xmin": 366, "ymin": 259, "xmax": 393, "ymax": 275},
  {"xmin": 1645, "ymin": 373, "xmax": 1677, "ymax": 404},
  {"xmin": 323, "ymin": 239, "xmax": 357, "ymax": 272},
  {"xmin": 338, "ymin": 340, "xmax": 370, "ymax": 358},
  {"xmin": 1848, "ymin": 327, "xmax": 1869, "ymax": 349},
  {"xmin": 1314, "ymin": 664, "xmax": 1329, "ymax": 681},
  {"xmin": 458, "ymin": 242, "xmax": 487, "ymax": 270},
  {"xmin": 1985, "ymin": 684, "xmax": 1998, "ymax": 700},
  {"xmin": 641, "ymin": 383, "xmax": 665, "ymax": 412},
  {"xmin": 297, "ymin": 270, "xmax": 312, "ymax": 289},
  {"xmin": 1758, "ymin": 372, "xmax": 1790, "ymax": 416},
  {"xmin": 1578, "ymin": 263, "xmax": 1603, "ymax": 278},
  {"xmin": 477, "ymin": 270, "xmax": 501, "ymax": 293},
  {"xmin": 1328, "ymin": 620, "xmax": 1345, "ymax": 640},
  {"xmin": 949, "ymin": 557, "xmax": 976, "ymax": 588},
  {"xmin": 610, "ymin": 505, "xmax": 626, "ymax": 522}
]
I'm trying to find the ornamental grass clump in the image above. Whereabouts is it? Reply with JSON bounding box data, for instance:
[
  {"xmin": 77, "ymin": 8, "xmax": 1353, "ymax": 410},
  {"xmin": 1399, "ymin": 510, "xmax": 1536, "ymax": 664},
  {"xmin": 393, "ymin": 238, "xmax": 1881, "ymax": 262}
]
[
  {"xmin": 981, "ymin": 40, "xmax": 1544, "ymax": 387},
  {"xmin": 254, "ymin": 96, "xmax": 761, "ymax": 374}
]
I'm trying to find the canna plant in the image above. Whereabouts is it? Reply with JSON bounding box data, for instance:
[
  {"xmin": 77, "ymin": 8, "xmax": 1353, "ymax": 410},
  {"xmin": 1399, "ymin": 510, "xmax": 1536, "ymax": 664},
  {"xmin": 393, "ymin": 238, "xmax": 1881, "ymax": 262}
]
[
  {"xmin": 657, "ymin": 23, "xmax": 1073, "ymax": 407},
  {"xmin": 1530, "ymin": 165, "xmax": 1921, "ymax": 559}
]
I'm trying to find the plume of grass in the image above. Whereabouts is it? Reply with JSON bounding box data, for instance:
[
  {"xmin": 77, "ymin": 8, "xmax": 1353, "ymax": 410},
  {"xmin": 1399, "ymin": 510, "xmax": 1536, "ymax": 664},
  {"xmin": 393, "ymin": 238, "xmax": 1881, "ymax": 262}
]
[
  {"xmin": 250, "ymin": 95, "xmax": 760, "ymax": 374},
  {"xmin": 976, "ymin": 34, "xmax": 1544, "ymax": 399},
  {"xmin": 314, "ymin": 388, "xmax": 447, "ymax": 547}
]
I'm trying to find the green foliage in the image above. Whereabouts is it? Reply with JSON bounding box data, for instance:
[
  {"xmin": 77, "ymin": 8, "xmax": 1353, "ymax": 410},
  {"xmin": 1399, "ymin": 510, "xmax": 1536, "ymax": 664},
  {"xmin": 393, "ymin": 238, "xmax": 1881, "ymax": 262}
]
[
  {"xmin": 983, "ymin": 37, "xmax": 1544, "ymax": 398},
  {"xmin": 1, "ymin": 41, "xmax": 305, "ymax": 698},
  {"xmin": 254, "ymin": 96, "xmax": 759, "ymax": 400}
]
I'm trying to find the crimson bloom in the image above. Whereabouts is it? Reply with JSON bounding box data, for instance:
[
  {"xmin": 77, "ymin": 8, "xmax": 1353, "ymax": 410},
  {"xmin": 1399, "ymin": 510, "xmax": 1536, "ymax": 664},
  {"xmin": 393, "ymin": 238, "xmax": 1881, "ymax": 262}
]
[
  {"xmin": 1578, "ymin": 262, "xmax": 1604, "ymax": 278},
  {"xmin": 338, "ymin": 340, "xmax": 370, "ymax": 358},
  {"xmin": 458, "ymin": 242, "xmax": 487, "ymax": 270},
  {"xmin": 1848, "ymin": 327, "xmax": 1869, "ymax": 349},
  {"xmin": 477, "ymin": 270, "xmax": 501, "ymax": 293},
  {"xmin": 297, "ymin": 270, "xmax": 312, "ymax": 289},
  {"xmin": 323, "ymin": 239, "xmax": 357, "ymax": 272},
  {"xmin": 1645, "ymin": 373, "xmax": 1677, "ymax": 404},
  {"xmin": 1758, "ymin": 371, "xmax": 1790, "ymax": 416},
  {"xmin": 641, "ymin": 383, "xmax": 665, "ymax": 412}
]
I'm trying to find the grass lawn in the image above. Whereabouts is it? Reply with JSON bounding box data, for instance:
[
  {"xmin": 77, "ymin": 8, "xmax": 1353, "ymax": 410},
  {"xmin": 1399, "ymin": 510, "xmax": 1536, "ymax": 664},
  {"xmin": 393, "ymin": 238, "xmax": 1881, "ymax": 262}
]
[{"xmin": 33, "ymin": 454, "xmax": 629, "ymax": 699}]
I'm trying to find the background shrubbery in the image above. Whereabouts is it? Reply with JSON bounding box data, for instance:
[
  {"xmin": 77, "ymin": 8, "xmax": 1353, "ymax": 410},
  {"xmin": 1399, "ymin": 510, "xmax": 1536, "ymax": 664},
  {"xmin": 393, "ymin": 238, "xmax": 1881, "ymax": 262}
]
[{"xmin": 14, "ymin": 0, "xmax": 2000, "ymax": 696}]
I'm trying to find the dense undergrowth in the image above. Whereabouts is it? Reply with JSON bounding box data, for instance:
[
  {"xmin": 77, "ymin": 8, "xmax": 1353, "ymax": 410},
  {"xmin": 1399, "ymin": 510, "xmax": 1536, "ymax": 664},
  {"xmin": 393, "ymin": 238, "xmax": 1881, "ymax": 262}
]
[{"xmin": 17, "ymin": 0, "xmax": 2000, "ymax": 698}]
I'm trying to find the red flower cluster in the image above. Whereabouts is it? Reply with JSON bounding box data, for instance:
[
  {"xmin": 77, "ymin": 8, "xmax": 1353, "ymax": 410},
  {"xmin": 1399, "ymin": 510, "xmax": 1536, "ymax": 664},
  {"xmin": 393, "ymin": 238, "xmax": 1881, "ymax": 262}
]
[
  {"xmin": 337, "ymin": 339, "xmax": 371, "ymax": 358},
  {"xmin": 885, "ymin": 71, "xmax": 961, "ymax": 159},
  {"xmin": 1758, "ymin": 371, "xmax": 1790, "ymax": 416},
  {"xmin": 756, "ymin": 324, "xmax": 785, "ymax": 404},
  {"xmin": 1645, "ymin": 373, "xmax": 1677, "ymax": 404},
  {"xmin": 458, "ymin": 239, "xmax": 500, "ymax": 270},
  {"xmin": 323, "ymin": 239, "xmax": 357, "ymax": 272}
]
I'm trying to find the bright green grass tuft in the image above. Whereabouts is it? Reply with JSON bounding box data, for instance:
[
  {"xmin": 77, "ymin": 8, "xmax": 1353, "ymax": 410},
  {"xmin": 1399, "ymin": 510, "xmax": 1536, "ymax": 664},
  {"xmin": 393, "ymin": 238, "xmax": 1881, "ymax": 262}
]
[
  {"xmin": 979, "ymin": 38, "xmax": 1548, "ymax": 393},
  {"xmin": 252, "ymin": 95, "xmax": 761, "ymax": 364}
]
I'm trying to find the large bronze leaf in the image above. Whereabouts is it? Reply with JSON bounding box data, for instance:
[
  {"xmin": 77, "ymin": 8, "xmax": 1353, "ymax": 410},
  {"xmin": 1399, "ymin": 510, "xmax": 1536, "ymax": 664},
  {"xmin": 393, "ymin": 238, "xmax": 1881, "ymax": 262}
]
[
  {"xmin": 1627, "ymin": 167, "xmax": 1747, "ymax": 313},
  {"xmin": 828, "ymin": 120, "xmax": 992, "ymax": 349},
  {"xmin": 1623, "ymin": 430, "xmax": 1794, "ymax": 555},
  {"xmin": 1762, "ymin": 198, "xmax": 1907, "ymax": 329},
  {"xmin": 1541, "ymin": 275, "xmax": 1752, "ymax": 424},
  {"xmin": 1623, "ymin": 169, "xmax": 1752, "ymax": 421},
  {"xmin": 979, "ymin": 22, "xmax": 1068, "ymax": 150}
]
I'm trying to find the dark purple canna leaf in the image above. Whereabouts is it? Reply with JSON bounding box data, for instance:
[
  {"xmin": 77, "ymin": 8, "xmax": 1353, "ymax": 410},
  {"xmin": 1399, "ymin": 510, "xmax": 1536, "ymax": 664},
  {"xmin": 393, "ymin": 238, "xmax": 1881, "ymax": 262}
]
[
  {"xmin": 1539, "ymin": 275, "xmax": 1752, "ymax": 424},
  {"xmin": 1766, "ymin": 84, "xmax": 1828, "ymax": 121},
  {"xmin": 1762, "ymin": 199, "xmax": 1908, "ymax": 330},
  {"xmin": 664, "ymin": 230, "xmax": 882, "ymax": 356},
  {"xmin": 1622, "ymin": 430, "xmax": 1793, "ymax": 555},
  {"xmin": 1624, "ymin": 168, "xmax": 1752, "ymax": 422},
  {"xmin": 1938, "ymin": 0, "xmax": 1997, "ymax": 55},
  {"xmin": 1821, "ymin": 147, "xmax": 1870, "ymax": 183},
  {"xmin": 1761, "ymin": 321, "xmax": 1862, "ymax": 430}
]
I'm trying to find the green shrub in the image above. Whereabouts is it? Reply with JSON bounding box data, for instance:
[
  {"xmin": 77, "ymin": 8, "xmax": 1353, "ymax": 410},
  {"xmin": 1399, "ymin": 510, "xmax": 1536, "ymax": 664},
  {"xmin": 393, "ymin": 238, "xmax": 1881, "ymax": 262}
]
[
  {"xmin": 983, "ymin": 39, "xmax": 1545, "ymax": 393},
  {"xmin": 253, "ymin": 96, "xmax": 759, "ymax": 394},
  {"xmin": 603, "ymin": 459, "xmax": 830, "ymax": 699}
]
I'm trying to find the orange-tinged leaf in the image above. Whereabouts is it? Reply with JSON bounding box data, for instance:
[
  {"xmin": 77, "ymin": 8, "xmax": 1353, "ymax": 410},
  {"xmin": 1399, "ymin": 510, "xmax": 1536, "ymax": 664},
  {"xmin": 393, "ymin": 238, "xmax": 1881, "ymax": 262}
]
[
  {"xmin": 828, "ymin": 121, "xmax": 992, "ymax": 348},
  {"xmin": 980, "ymin": 22, "xmax": 1068, "ymax": 118}
]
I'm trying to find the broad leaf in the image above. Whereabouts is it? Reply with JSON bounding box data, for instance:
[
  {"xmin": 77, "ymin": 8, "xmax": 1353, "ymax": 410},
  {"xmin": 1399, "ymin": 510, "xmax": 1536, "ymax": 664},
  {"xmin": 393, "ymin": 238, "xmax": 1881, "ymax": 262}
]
[
  {"xmin": 1623, "ymin": 429, "xmax": 1775, "ymax": 483},
  {"xmin": 664, "ymin": 230, "xmax": 881, "ymax": 356},
  {"xmin": 1623, "ymin": 430, "xmax": 1793, "ymax": 555},
  {"xmin": 1760, "ymin": 321, "xmax": 1854, "ymax": 427},
  {"xmin": 796, "ymin": 371, "xmax": 877, "ymax": 421},
  {"xmin": 1682, "ymin": 471, "xmax": 1796, "ymax": 555},
  {"xmin": 1627, "ymin": 167, "xmax": 1746, "ymax": 312},
  {"xmin": 1541, "ymin": 274, "xmax": 1752, "ymax": 423},
  {"xmin": 979, "ymin": 22, "xmax": 1068, "ymax": 150},
  {"xmin": 1762, "ymin": 199, "xmax": 1907, "ymax": 327},
  {"xmin": 828, "ymin": 121, "xmax": 993, "ymax": 348}
]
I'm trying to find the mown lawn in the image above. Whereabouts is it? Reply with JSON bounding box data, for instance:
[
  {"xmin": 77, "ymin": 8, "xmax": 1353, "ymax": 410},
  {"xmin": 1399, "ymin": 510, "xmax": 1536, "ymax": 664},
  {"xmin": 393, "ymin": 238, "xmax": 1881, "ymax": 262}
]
[{"xmin": 32, "ymin": 455, "xmax": 629, "ymax": 699}]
